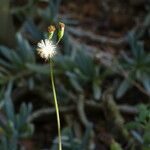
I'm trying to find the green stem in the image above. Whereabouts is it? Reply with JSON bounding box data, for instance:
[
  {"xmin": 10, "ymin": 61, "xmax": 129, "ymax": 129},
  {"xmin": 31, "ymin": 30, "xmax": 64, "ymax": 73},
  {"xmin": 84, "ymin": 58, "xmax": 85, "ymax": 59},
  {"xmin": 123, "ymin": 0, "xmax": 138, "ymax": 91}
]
[{"xmin": 50, "ymin": 59, "xmax": 62, "ymax": 150}]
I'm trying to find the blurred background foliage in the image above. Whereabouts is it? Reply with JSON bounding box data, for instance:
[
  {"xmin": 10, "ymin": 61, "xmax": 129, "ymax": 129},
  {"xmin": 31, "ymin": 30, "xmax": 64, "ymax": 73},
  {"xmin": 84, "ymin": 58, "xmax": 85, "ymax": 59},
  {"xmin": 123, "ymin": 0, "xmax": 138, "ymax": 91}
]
[{"xmin": 0, "ymin": 0, "xmax": 150, "ymax": 149}]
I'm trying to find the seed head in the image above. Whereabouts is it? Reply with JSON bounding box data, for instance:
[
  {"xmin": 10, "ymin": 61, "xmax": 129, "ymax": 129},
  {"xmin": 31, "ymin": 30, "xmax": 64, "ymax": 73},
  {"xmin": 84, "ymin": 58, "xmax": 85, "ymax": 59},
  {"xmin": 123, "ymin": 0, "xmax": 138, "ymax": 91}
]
[{"xmin": 37, "ymin": 39, "xmax": 56, "ymax": 60}]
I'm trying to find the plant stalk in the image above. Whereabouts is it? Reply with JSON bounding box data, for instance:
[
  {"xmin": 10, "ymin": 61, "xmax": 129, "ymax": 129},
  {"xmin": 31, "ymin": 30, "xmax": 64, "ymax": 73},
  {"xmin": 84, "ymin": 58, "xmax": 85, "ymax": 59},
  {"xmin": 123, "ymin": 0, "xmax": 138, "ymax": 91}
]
[{"xmin": 50, "ymin": 59, "xmax": 62, "ymax": 150}]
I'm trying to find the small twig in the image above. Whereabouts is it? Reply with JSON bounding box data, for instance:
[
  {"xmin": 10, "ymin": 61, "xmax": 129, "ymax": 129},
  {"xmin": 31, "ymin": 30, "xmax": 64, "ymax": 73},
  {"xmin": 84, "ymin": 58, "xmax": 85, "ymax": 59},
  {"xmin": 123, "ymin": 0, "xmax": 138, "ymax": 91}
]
[
  {"xmin": 68, "ymin": 27, "xmax": 127, "ymax": 45},
  {"xmin": 77, "ymin": 95, "xmax": 92, "ymax": 127},
  {"xmin": 28, "ymin": 105, "xmax": 75, "ymax": 122},
  {"xmin": 85, "ymin": 101, "xmax": 138, "ymax": 115},
  {"xmin": 102, "ymin": 89, "xmax": 129, "ymax": 141},
  {"xmin": 132, "ymin": 80, "xmax": 150, "ymax": 98},
  {"xmin": 68, "ymin": 93, "xmax": 138, "ymax": 115},
  {"xmin": 118, "ymin": 104, "xmax": 138, "ymax": 114}
]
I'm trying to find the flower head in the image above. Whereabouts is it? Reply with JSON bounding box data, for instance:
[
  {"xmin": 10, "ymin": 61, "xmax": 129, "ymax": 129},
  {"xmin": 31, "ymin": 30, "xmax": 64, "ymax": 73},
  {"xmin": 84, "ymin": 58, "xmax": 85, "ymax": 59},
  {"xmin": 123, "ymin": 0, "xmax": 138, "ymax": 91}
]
[{"xmin": 37, "ymin": 39, "xmax": 56, "ymax": 60}]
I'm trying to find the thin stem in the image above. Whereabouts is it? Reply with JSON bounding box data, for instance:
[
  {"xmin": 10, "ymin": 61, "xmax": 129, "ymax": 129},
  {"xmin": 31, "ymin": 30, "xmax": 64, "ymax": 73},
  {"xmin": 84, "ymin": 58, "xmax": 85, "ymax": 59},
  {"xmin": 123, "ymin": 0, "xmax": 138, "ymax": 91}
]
[{"xmin": 50, "ymin": 59, "xmax": 62, "ymax": 150}]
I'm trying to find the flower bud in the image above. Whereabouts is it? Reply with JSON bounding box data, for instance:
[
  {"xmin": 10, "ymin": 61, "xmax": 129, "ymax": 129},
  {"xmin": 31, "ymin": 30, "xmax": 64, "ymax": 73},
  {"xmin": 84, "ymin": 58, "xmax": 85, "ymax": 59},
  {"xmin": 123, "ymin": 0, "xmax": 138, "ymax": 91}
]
[
  {"xmin": 57, "ymin": 22, "xmax": 65, "ymax": 43},
  {"xmin": 48, "ymin": 25, "xmax": 56, "ymax": 40}
]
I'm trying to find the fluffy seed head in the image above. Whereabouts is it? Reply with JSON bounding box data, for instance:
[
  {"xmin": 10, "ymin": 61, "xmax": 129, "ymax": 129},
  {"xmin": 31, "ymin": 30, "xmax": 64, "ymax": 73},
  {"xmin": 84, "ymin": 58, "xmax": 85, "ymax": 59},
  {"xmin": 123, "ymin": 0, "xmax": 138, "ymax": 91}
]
[{"xmin": 37, "ymin": 39, "xmax": 56, "ymax": 60}]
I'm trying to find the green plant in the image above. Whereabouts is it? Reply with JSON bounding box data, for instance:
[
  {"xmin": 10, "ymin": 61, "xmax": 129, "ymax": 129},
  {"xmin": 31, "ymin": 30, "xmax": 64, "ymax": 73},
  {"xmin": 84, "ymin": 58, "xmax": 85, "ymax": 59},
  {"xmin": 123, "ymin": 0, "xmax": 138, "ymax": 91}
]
[
  {"xmin": 0, "ymin": 83, "xmax": 34, "ymax": 150},
  {"xmin": 0, "ymin": 33, "xmax": 35, "ymax": 85},
  {"xmin": 36, "ymin": 23, "xmax": 65, "ymax": 150},
  {"xmin": 126, "ymin": 104, "xmax": 150, "ymax": 150},
  {"xmin": 0, "ymin": 32, "xmax": 52, "ymax": 87},
  {"xmin": 116, "ymin": 32, "xmax": 150, "ymax": 98},
  {"xmin": 38, "ymin": 0, "xmax": 62, "ymax": 23},
  {"xmin": 51, "ymin": 125, "xmax": 93, "ymax": 150},
  {"xmin": 55, "ymin": 48, "xmax": 110, "ymax": 100},
  {"xmin": 110, "ymin": 140, "xmax": 123, "ymax": 150}
]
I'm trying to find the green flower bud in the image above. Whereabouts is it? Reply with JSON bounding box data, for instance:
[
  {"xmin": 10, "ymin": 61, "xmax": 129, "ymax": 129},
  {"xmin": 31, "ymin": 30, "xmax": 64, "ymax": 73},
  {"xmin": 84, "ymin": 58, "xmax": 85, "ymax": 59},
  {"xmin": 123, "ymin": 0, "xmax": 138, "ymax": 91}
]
[
  {"xmin": 48, "ymin": 25, "xmax": 56, "ymax": 40},
  {"xmin": 57, "ymin": 22, "xmax": 65, "ymax": 44}
]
